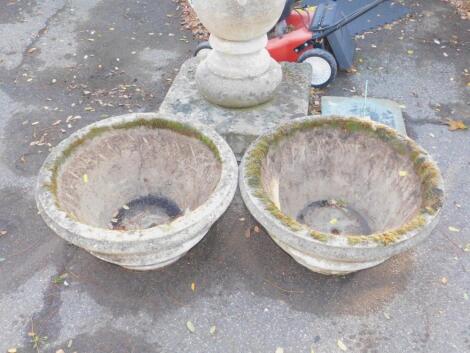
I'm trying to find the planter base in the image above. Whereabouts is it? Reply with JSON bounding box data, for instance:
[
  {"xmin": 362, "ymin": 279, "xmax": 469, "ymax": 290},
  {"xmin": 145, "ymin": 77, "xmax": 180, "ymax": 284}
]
[
  {"xmin": 91, "ymin": 251, "xmax": 187, "ymax": 271},
  {"xmin": 272, "ymin": 237, "xmax": 386, "ymax": 275}
]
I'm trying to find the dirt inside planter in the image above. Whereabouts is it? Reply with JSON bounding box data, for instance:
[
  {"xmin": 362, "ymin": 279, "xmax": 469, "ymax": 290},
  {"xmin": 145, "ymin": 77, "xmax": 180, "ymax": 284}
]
[{"xmin": 53, "ymin": 125, "xmax": 222, "ymax": 230}]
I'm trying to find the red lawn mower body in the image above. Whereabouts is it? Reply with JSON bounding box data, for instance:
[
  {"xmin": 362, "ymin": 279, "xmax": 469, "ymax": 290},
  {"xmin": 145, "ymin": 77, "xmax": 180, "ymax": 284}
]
[{"xmin": 267, "ymin": 10, "xmax": 315, "ymax": 63}]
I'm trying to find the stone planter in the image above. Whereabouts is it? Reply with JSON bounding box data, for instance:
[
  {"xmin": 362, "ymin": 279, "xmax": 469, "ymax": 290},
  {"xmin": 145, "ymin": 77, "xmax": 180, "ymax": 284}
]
[
  {"xmin": 240, "ymin": 116, "xmax": 444, "ymax": 275},
  {"xmin": 192, "ymin": 0, "xmax": 285, "ymax": 108},
  {"xmin": 36, "ymin": 113, "xmax": 238, "ymax": 270}
]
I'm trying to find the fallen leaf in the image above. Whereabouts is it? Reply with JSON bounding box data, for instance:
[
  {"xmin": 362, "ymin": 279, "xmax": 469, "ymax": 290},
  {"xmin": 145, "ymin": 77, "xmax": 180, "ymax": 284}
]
[
  {"xmin": 253, "ymin": 225, "xmax": 260, "ymax": 233},
  {"xmin": 448, "ymin": 226, "xmax": 460, "ymax": 232},
  {"xmin": 122, "ymin": 204, "xmax": 130, "ymax": 210},
  {"xmin": 407, "ymin": 50, "xmax": 414, "ymax": 55},
  {"xmin": 384, "ymin": 312, "xmax": 391, "ymax": 320},
  {"xmin": 52, "ymin": 273, "xmax": 68, "ymax": 284},
  {"xmin": 210, "ymin": 325, "xmax": 216, "ymax": 335},
  {"xmin": 275, "ymin": 348, "xmax": 284, "ymax": 353},
  {"xmin": 244, "ymin": 228, "xmax": 251, "ymax": 238},
  {"xmin": 441, "ymin": 277, "xmax": 448, "ymax": 285},
  {"xmin": 8, "ymin": 348, "xmax": 17, "ymax": 353},
  {"xmin": 0, "ymin": 230, "xmax": 7, "ymax": 236},
  {"xmin": 445, "ymin": 119, "xmax": 468, "ymax": 131},
  {"xmin": 337, "ymin": 339, "xmax": 348, "ymax": 351},
  {"xmin": 28, "ymin": 47, "xmax": 38, "ymax": 54},
  {"xmin": 399, "ymin": 170, "xmax": 408, "ymax": 177},
  {"xmin": 186, "ymin": 320, "xmax": 195, "ymax": 333},
  {"xmin": 191, "ymin": 282, "xmax": 196, "ymax": 292},
  {"xmin": 83, "ymin": 174, "xmax": 89, "ymax": 183},
  {"xmin": 329, "ymin": 218, "xmax": 338, "ymax": 225},
  {"xmin": 56, "ymin": 350, "xmax": 65, "ymax": 353},
  {"xmin": 464, "ymin": 244, "xmax": 470, "ymax": 252},
  {"xmin": 310, "ymin": 345, "xmax": 315, "ymax": 353}
]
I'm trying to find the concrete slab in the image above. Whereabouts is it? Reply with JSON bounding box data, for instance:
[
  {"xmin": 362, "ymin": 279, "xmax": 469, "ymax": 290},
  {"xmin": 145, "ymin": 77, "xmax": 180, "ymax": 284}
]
[
  {"xmin": 159, "ymin": 58, "xmax": 311, "ymax": 158},
  {"xmin": 321, "ymin": 96, "xmax": 407, "ymax": 135}
]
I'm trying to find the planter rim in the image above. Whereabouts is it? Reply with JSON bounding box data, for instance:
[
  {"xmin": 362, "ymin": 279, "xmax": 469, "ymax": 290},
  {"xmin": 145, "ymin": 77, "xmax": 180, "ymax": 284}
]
[
  {"xmin": 240, "ymin": 115, "xmax": 444, "ymax": 249},
  {"xmin": 36, "ymin": 113, "xmax": 238, "ymax": 248}
]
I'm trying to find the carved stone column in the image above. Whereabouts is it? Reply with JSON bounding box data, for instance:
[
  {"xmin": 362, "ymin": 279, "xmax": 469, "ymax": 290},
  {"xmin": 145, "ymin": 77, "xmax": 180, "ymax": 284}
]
[{"xmin": 192, "ymin": 0, "xmax": 285, "ymax": 108}]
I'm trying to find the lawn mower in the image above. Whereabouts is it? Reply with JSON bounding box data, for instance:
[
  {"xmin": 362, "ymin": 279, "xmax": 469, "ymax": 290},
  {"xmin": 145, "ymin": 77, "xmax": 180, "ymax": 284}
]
[{"xmin": 194, "ymin": 0, "xmax": 389, "ymax": 88}]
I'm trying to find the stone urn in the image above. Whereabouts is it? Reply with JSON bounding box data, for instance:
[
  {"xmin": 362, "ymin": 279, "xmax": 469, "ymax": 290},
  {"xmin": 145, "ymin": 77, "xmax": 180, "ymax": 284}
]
[
  {"xmin": 36, "ymin": 113, "xmax": 238, "ymax": 270},
  {"xmin": 240, "ymin": 116, "xmax": 444, "ymax": 275},
  {"xmin": 192, "ymin": 0, "xmax": 285, "ymax": 108}
]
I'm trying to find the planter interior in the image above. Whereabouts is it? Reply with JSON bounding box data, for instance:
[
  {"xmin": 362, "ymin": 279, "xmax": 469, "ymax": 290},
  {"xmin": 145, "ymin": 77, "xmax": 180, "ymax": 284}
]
[
  {"xmin": 245, "ymin": 117, "xmax": 443, "ymax": 248},
  {"xmin": 52, "ymin": 120, "xmax": 222, "ymax": 231},
  {"xmin": 261, "ymin": 125, "xmax": 422, "ymax": 237}
]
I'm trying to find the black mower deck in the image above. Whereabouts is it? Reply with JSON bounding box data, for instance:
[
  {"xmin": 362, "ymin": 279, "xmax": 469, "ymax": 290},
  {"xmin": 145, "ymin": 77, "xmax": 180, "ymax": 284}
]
[{"xmin": 302, "ymin": 0, "xmax": 410, "ymax": 35}]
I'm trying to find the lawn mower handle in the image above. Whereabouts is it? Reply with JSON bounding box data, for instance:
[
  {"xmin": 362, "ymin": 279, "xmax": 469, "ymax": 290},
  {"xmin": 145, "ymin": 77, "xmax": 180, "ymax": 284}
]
[{"xmin": 311, "ymin": 0, "xmax": 389, "ymax": 40}]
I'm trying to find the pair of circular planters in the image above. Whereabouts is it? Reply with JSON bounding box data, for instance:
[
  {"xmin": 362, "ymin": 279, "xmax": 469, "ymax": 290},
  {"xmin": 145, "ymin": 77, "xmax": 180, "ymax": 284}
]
[{"xmin": 36, "ymin": 113, "xmax": 443, "ymax": 275}]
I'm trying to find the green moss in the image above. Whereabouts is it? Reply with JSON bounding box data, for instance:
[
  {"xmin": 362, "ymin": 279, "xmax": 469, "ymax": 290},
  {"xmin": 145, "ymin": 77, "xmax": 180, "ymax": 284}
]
[
  {"xmin": 48, "ymin": 118, "xmax": 221, "ymax": 201},
  {"xmin": 370, "ymin": 213, "xmax": 427, "ymax": 246},
  {"xmin": 347, "ymin": 235, "xmax": 370, "ymax": 245},
  {"xmin": 244, "ymin": 116, "xmax": 443, "ymax": 246},
  {"xmin": 310, "ymin": 231, "xmax": 330, "ymax": 242}
]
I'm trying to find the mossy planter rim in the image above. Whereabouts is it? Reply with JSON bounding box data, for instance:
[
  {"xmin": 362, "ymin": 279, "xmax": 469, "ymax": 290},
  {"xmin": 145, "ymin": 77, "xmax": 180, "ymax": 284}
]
[
  {"xmin": 36, "ymin": 113, "xmax": 238, "ymax": 253},
  {"xmin": 241, "ymin": 115, "xmax": 444, "ymax": 249}
]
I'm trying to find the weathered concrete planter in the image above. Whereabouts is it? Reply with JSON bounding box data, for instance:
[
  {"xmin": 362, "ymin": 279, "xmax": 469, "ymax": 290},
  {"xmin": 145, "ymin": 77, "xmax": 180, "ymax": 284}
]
[
  {"xmin": 240, "ymin": 116, "xmax": 444, "ymax": 275},
  {"xmin": 36, "ymin": 113, "xmax": 238, "ymax": 270}
]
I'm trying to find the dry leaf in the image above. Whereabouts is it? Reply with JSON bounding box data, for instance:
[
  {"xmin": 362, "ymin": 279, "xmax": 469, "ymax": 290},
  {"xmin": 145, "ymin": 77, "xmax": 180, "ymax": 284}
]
[
  {"xmin": 28, "ymin": 47, "xmax": 38, "ymax": 54},
  {"xmin": 0, "ymin": 230, "xmax": 7, "ymax": 236},
  {"xmin": 384, "ymin": 312, "xmax": 391, "ymax": 320},
  {"xmin": 244, "ymin": 228, "xmax": 251, "ymax": 238},
  {"xmin": 464, "ymin": 244, "xmax": 470, "ymax": 252},
  {"xmin": 254, "ymin": 225, "xmax": 260, "ymax": 233},
  {"xmin": 445, "ymin": 119, "xmax": 468, "ymax": 131},
  {"xmin": 83, "ymin": 174, "xmax": 89, "ymax": 183},
  {"xmin": 186, "ymin": 320, "xmax": 195, "ymax": 333},
  {"xmin": 56, "ymin": 350, "xmax": 65, "ymax": 353},
  {"xmin": 329, "ymin": 218, "xmax": 338, "ymax": 225},
  {"xmin": 210, "ymin": 325, "xmax": 216, "ymax": 335},
  {"xmin": 407, "ymin": 50, "xmax": 414, "ymax": 55},
  {"xmin": 8, "ymin": 348, "xmax": 17, "ymax": 353},
  {"xmin": 399, "ymin": 170, "xmax": 408, "ymax": 177},
  {"xmin": 275, "ymin": 348, "xmax": 284, "ymax": 353},
  {"xmin": 448, "ymin": 226, "xmax": 460, "ymax": 232},
  {"xmin": 191, "ymin": 282, "xmax": 196, "ymax": 292},
  {"xmin": 337, "ymin": 339, "xmax": 348, "ymax": 351},
  {"xmin": 441, "ymin": 277, "xmax": 448, "ymax": 285}
]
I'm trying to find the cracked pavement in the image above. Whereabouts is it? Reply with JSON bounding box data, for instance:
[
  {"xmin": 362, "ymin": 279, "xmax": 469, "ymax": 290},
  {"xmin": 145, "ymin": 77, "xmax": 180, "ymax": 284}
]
[{"xmin": 0, "ymin": 0, "xmax": 469, "ymax": 352}]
